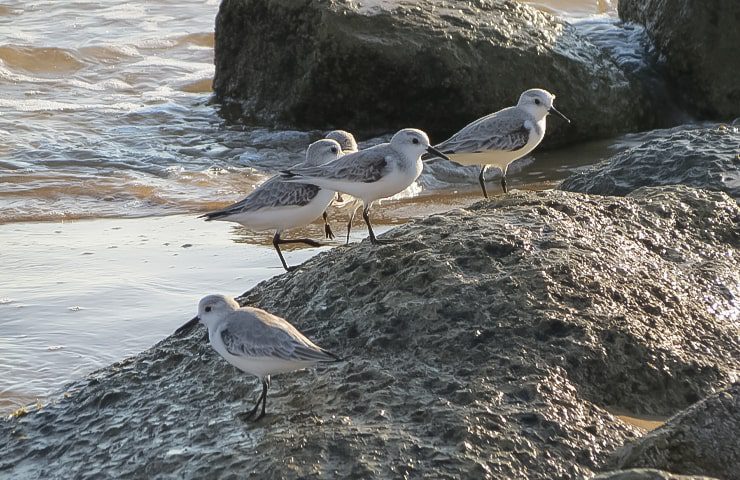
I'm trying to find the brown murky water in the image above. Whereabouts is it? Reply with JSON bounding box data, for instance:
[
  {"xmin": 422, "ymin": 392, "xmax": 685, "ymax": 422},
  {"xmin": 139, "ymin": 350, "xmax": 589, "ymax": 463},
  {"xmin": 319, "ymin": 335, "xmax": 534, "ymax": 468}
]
[{"xmin": 0, "ymin": 0, "xmax": 628, "ymax": 412}]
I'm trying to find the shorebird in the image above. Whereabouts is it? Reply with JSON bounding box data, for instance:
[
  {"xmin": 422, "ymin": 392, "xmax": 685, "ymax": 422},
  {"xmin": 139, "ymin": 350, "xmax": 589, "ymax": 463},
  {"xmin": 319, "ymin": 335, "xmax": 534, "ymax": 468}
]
[
  {"xmin": 201, "ymin": 139, "xmax": 342, "ymax": 271},
  {"xmin": 175, "ymin": 294, "xmax": 342, "ymax": 421},
  {"xmin": 281, "ymin": 128, "xmax": 450, "ymax": 244},
  {"xmin": 324, "ymin": 130, "xmax": 365, "ymax": 244},
  {"xmin": 428, "ymin": 88, "xmax": 570, "ymax": 198}
]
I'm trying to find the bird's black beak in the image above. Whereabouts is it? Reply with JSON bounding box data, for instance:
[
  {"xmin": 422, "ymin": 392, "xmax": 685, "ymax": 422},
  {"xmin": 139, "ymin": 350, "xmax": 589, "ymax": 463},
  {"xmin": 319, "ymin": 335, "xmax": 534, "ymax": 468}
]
[
  {"xmin": 175, "ymin": 315, "xmax": 200, "ymax": 336},
  {"xmin": 426, "ymin": 146, "xmax": 452, "ymax": 162},
  {"xmin": 549, "ymin": 106, "xmax": 571, "ymax": 123}
]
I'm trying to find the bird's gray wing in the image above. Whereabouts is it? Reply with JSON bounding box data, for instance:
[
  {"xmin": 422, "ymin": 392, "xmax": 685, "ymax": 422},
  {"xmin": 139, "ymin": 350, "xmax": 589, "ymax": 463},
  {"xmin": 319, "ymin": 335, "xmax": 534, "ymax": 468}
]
[
  {"xmin": 202, "ymin": 177, "xmax": 320, "ymax": 219},
  {"xmin": 284, "ymin": 146, "xmax": 389, "ymax": 183},
  {"xmin": 436, "ymin": 112, "xmax": 530, "ymax": 154},
  {"xmin": 219, "ymin": 311, "xmax": 339, "ymax": 362}
]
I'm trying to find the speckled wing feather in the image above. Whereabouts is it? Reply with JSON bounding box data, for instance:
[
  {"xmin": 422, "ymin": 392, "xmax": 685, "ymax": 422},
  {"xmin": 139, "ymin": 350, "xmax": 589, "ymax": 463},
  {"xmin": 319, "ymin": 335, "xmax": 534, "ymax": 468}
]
[
  {"xmin": 202, "ymin": 176, "xmax": 320, "ymax": 220},
  {"xmin": 436, "ymin": 108, "xmax": 531, "ymax": 154},
  {"xmin": 284, "ymin": 146, "xmax": 390, "ymax": 183},
  {"xmin": 219, "ymin": 310, "xmax": 339, "ymax": 362}
]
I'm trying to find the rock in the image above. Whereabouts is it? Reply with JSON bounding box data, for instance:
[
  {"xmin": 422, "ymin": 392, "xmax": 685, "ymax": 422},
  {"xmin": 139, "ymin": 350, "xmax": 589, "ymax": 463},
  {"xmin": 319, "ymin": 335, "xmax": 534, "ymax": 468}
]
[
  {"xmin": 618, "ymin": 0, "xmax": 740, "ymax": 119},
  {"xmin": 607, "ymin": 383, "xmax": 740, "ymax": 480},
  {"xmin": 214, "ymin": 0, "xmax": 655, "ymax": 145},
  {"xmin": 1, "ymin": 186, "xmax": 738, "ymax": 478},
  {"xmin": 558, "ymin": 123, "xmax": 740, "ymax": 198},
  {"xmin": 593, "ymin": 468, "xmax": 719, "ymax": 480}
]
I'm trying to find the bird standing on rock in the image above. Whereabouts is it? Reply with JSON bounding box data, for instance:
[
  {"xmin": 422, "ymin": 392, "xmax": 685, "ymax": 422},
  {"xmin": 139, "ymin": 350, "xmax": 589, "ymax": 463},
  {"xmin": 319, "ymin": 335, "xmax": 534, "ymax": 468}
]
[
  {"xmin": 175, "ymin": 294, "xmax": 342, "ymax": 421},
  {"xmin": 323, "ymin": 130, "xmax": 363, "ymax": 244},
  {"xmin": 281, "ymin": 128, "xmax": 451, "ymax": 245},
  {"xmin": 427, "ymin": 88, "xmax": 571, "ymax": 198},
  {"xmin": 200, "ymin": 139, "xmax": 342, "ymax": 271}
]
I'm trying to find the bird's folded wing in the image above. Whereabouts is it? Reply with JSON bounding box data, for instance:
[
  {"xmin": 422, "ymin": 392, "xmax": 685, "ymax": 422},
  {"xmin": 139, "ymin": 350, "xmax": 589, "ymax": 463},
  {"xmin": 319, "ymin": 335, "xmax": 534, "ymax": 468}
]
[
  {"xmin": 220, "ymin": 323, "xmax": 336, "ymax": 362},
  {"xmin": 207, "ymin": 178, "xmax": 321, "ymax": 217},
  {"xmin": 287, "ymin": 149, "xmax": 388, "ymax": 183},
  {"xmin": 438, "ymin": 117, "xmax": 530, "ymax": 154}
]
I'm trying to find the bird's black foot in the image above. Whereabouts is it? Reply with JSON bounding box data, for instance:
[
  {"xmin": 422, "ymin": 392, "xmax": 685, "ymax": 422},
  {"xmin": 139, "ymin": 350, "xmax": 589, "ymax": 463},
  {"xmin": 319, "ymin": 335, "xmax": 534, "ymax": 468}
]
[
  {"xmin": 238, "ymin": 405, "xmax": 260, "ymax": 422},
  {"xmin": 285, "ymin": 265, "xmax": 298, "ymax": 272},
  {"xmin": 324, "ymin": 223, "xmax": 335, "ymax": 240}
]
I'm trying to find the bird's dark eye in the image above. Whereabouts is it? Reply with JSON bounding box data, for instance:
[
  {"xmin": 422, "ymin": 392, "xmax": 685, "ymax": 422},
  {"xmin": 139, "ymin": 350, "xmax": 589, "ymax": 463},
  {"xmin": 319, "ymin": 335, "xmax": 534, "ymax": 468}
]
[
  {"xmin": 412, "ymin": 138, "xmax": 420, "ymax": 144},
  {"xmin": 330, "ymin": 147, "xmax": 337, "ymax": 153},
  {"xmin": 205, "ymin": 306, "xmax": 212, "ymax": 313},
  {"xmin": 534, "ymin": 98, "xmax": 541, "ymax": 105}
]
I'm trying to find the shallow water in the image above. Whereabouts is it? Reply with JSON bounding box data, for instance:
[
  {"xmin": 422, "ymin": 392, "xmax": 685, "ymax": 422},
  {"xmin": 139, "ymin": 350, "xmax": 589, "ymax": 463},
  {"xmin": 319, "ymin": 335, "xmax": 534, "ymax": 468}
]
[{"xmin": 0, "ymin": 0, "xmax": 647, "ymax": 412}]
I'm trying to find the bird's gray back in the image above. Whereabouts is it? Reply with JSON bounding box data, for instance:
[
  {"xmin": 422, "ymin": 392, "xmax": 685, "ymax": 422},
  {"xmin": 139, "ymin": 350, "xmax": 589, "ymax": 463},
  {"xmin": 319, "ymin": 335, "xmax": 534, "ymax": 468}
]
[
  {"xmin": 290, "ymin": 144, "xmax": 392, "ymax": 183},
  {"xmin": 219, "ymin": 308, "xmax": 335, "ymax": 363},
  {"xmin": 212, "ymin": 177, "xmax": 321, "ymax": 216},
  {"xmin": 436, "ymin": 106, "xmax": 533, "ymax": 153}
]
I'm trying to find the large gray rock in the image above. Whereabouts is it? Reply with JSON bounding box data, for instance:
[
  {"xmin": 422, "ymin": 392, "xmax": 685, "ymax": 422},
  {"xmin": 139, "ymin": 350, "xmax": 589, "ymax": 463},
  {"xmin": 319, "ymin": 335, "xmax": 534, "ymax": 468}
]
[
  {"xmin": 607, "ymin": 383, "xmax": 740, "ymax": 480},
  {"xmin": 1, "ymin": 187, "xmax": 738, "ymax": 479},
  {"xmin": 214, "ymin": 0, "xmax": 655, "ymax": 145},
  {"xmin": 558, "ymin": 124, "xmax": 740, "ymax": 198},
  {"xmin": 593, "ymin": 468, "xmax": 719, "ymax": 480},
  {"xmin": 619, "ymin": 0, "xmax": 740, "ymax": 119}
]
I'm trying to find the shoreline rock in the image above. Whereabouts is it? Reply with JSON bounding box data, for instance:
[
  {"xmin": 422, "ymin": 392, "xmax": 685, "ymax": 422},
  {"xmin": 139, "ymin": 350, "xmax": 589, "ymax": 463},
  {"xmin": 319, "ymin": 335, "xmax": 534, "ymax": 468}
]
[
  {"xmin": 214, "ymin": 0, "xmax": 655, "ymax": 145},
  {"xmin": 558, "ymin": 123, "xmax": 740, "ymax": 199},
  {"xmin": 619, "ymin": 0, "xmax": 740, "ymax": 120},
  {"xmin": 607, "ymin": 383, "xmax": 740, "ymax": 480},
  {"xmin": 1, "ymin": 186, "xmax": 737, "ymax": 478}
]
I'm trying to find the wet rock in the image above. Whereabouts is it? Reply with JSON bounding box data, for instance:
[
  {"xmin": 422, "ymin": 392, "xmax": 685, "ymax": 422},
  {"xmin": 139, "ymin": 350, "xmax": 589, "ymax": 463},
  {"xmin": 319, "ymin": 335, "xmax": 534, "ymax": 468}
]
[
  {"xmin": 214, "ymin": 0, "xmax": 654, "ymax": 145},
  {"xmin": 593, "ymin": 468, "xmax": 719, "ymax": 480},
  {"xmin": 559, "ymin": 124, "xmax": 740, "ymax": 198},
  {"xmin": 1, "ymin": 186, "xmax": 738, "ymax": 478},
  {"xmin": 619, "ymin": 0, "xmax": 740, "ymax": 119},
  {"xmin": 607, "ymin": 383, "xmax": 740, "ymax": 480}
]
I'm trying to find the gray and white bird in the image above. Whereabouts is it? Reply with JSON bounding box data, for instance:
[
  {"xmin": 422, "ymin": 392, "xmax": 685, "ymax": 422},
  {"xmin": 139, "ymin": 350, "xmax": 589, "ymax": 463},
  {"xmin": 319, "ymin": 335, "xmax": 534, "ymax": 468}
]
[
  {"xmin": 281, "ymin": 128, "xmax": 450, "ymax": 244},
  {"xmin": 428, "ymin": 88, "xmax": 570, "ymax": 198},
  {"xmin": 324, "ymin": 130, "xmax": 365, "ymax": 244},
  {"xmin": 175, "ymin": 294, "xmax": 342, "ymax": 421},
  {"xmin": 200, "ymin": 139, "xmax": 342, "ymax": 271}
]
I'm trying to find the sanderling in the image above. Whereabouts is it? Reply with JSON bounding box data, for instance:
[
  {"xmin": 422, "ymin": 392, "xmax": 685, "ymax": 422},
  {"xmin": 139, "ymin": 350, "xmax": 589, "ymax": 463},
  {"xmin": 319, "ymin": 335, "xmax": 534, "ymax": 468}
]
[
  {"xmin": 201, "ymin": 139, "xmax": 342, "ymax": 271},
  {"xmin": 175, "ymin": 294, "xmax": 342, "ymax": 421},
  {"xmin": 325, "ymin": 130, "xmax": 358, "ymax": 154},
  {"xmin": 324, "ymin": 130, "xmax": 365, "ymax": 244},
  {"xmin": 428, "ymin": 88, "xmax": 570, "ymax": 198},
  {"xmin": 281, "ymin": 128, "xmax": 450, "ymax": 244}
]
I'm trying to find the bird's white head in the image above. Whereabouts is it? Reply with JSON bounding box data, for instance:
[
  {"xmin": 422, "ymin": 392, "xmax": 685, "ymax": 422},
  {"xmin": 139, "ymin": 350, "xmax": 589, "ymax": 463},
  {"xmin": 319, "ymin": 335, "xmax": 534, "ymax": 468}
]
[
  {"xmin": 390, "ymin": 128, "xmax": 452, "ymax": 161},
  {"xmin": 325, "ymin": 130, "xmax": 358, "ymax": 153},
  {"xmin": 304, "ymin": 138, "xmax": 342, "ymax": 167},
  {"xmin": 174, "ymin": 294, "xmax": 240, "ymax": 335},
  {"xmin": 517, "ymin": 88, "xmax": 570, "ymax": 123},
  {"xmin": 197, "ymin": 294, "xmax": 240, "ymax": 328}
]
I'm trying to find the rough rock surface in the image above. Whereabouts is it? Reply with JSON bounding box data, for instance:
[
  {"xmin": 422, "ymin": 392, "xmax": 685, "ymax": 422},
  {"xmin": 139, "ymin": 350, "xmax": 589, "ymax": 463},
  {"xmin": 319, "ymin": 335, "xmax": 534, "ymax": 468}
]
[
  {"xmin": 607, "ymin": 383, "xmax": 740, "ymax": 480},
  {"xmin": 619, "ymin": 0, "xmax": 740, "ymax": 119},
  {"xmin": 214, "ymin": 0, "xmax": 654, "ymax": 145},
  {"xmin": 1, "ymin": 187, "xmax": 738, "ymax": 479},
  {"xmin": 593, "ymin": 468, "xmax": 719, "ymax": 480},
  {"xmin": 559, "ymin": 124, "xmax": 740, "ymax": 198}
]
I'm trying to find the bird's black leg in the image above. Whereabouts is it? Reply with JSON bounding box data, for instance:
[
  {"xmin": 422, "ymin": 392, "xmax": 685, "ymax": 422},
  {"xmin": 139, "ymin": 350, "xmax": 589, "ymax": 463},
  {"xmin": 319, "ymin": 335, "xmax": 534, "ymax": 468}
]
[
  {"xmin": 272, "ymin": 232, "xmax": 293, "ymax": 272},
  {"xmin": 322, "ymin": 211, "xmax": 335, "ymax": 240},
  {"xmin": 478, "ymin": 166, "xmax": 489, "ymax": 199},
  {"xmin": 500, "ymin": 174, "xmax": 508, "ymax": 194},
  {"xmin": 240, "ymin": 377, "xmax": 270, "ymax": 422},
  {"xmin": 278, "ymin": 238, "xmax": 322, "ymax": 247},
  {"xmin": 362, "ymin": 205, "xmax": 392, "ymax": 245},
  {"xmin": 346, "ymin": 210, "xmax": 355, "ymax": 245},
  {"xmin": 273, "ymin": 234, "xmax": 322, "ymax": 271},
  {"xmin": 255, "ymin": 377, "xmax": 270, "ymax": 421},
  {"xmin": 362, "ymin": 205, "xmax": 377, "ymax": 244}
]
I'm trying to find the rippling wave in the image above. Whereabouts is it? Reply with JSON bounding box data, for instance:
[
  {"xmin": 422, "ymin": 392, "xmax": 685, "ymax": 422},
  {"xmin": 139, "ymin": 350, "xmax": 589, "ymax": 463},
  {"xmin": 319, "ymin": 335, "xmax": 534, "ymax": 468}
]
[{"xmin": 0, "ymin": 0, "xmax": 630, "ymax": 225}]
